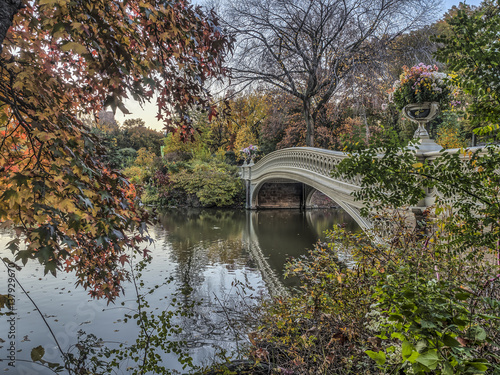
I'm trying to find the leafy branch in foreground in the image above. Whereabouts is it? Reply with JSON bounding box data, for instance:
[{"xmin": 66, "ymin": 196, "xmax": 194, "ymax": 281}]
[
  {"xmin": 0, "ymin": 0, "xmax": 231, "ymax": 301},
  {"xmin": 18, "ymin": 255, "xmax": 196, "ymax": 374},
  {"xmin": 334, "ymin": 143, "xmax": 500, "ymax": 260}
]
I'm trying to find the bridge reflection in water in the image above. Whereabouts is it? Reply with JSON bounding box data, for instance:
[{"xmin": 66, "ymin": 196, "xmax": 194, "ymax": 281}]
[
  {"xmin": 241, "ymin": 209, "xmax": 359, "ymax": 296},
  {"xmin": 157, "ymin": 208, "xmax": 358, "ymax": 297}
]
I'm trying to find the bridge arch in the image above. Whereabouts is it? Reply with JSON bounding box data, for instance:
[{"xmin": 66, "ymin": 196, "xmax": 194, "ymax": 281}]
[
  {"xmin": 240, "ymin": 147, "xmax": 371, "ymax": 230},
  {"xmin": 249, "ymin": 172, "xmax": 371, "ymax": 230},
  {"xmin": 240, "ymin": 146, "xmax": 486, "ymax": 233}
]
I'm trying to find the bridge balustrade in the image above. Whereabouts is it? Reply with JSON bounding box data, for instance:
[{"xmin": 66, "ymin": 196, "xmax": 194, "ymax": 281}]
[{"xmin": 240, "ymin": 146, "xmax": 490, "ymax": 231}]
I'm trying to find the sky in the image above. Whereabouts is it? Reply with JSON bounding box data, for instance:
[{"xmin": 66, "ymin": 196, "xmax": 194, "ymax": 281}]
[
  {"xmin": 118, "ymin": 0, "xmax": 484, "ymax": 131},
  {"xmin": 443, "ymin": 0, "xmax": 482, "ymax": 10}
]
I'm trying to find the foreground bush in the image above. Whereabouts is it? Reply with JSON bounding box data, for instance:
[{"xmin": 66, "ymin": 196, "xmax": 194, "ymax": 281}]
[
  {"xmin": 249, "ymin": 144, "xmax": 500, "ymax": 374},
  {"xmin": 253, "ymin": 215, "xmax": 500, "ymax": 374},
  {"xmin": 253, "ymin": 226, "xmax": 379, "ymax": 374}
]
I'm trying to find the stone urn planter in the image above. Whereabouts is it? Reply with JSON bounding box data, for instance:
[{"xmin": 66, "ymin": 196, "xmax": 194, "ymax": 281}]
[
  {"xmin": 242, "ymin": 157, "xmax": 255, "ymax": 166},
  {"xmin": 402, "ymin": 102, "xmax": 442, "ymax": 153}
]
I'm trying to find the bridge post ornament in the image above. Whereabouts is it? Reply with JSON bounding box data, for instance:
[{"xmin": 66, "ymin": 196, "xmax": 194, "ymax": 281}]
[{"xmin": 402, "ymin": 102, "xmax": 442, "ymax": 153}]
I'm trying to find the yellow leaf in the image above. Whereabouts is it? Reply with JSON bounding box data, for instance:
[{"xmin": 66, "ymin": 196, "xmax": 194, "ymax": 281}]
[
  {"xmin": 61, "ymin": 42, "xmax": 87, "ymax": 55},
  {"xmin": 412, "ymin": 162, "xmax": 423, "ymax": 169},
  {"xmin": 39, "ymin": 0, "xmax": 58, "ymax": 5}
]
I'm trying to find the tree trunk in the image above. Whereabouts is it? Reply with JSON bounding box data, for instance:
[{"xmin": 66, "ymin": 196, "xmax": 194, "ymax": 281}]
[
  {"xmin": 303, "ymin": 100, "xmax": 314, "ymax": 147},
  {"xmin": 0, "ymin": 0, "xmax": 23, "ymax": 53},
  {"xmin": 361, "ymin": 105, "xmax": 370, "ymax": 144}
]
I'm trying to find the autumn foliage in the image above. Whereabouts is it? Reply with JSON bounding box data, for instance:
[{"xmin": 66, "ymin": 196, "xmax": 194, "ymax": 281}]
[{"xmin": 0, "ymin": 0, "xmax": 231, "ymax": 301}]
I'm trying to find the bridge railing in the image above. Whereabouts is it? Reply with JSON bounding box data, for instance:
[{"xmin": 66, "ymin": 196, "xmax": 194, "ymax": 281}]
[
  {"xmin": 241, "ymin": 147, "xmax": 363, "ymax": 186},
  {"xmin": 240, "ymin": 145, "xmax": 494, "ymax": 211}
]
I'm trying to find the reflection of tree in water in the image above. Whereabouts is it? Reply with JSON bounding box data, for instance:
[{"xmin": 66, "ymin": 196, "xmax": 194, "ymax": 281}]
[
  {"xmin": 155, "ymin": 209, "xmax": 258, "ymax": 353},
  {"xmin": 306, "ymin": 208, "xmax": 360, "ymax": 236},
  {"xmin": 151, "ymin": 208, "xmax": 360, "ymax": 354},
  {"xmin": 157, "ymin": 209, "xmax": 246, "ymax": 264}
]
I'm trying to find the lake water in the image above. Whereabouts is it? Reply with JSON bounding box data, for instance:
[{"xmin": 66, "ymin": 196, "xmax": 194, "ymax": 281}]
[{"xmin": 0, "ymin": 208, "xmax": 358, "ymax": 374}]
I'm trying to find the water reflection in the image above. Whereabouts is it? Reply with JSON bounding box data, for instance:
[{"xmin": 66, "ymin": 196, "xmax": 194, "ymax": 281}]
[
  {"xmin": 245, "ymin": 209, "xmax": 359, "ymax": 290},
  {"xmin": 0, "ymin": 208, "xmax": 358, "ymax": 373},
  {"xmin": 155, "ymin": 208, "xmax": 360, "ymax": 298},
  {"xmin": 157, "ymin": 209, "xmax": 248, "ymax": 267},
  {"xmin": 158, "ymin": 208, "xmax": 358, "ymax": 278}
]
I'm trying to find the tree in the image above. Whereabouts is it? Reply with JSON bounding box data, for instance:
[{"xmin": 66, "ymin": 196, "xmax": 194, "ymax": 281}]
[
  {"xmin": 434, "ymin": 0, "xmax": 500, "ymax": 133},
  {"xmin": 221, "ymin": 0, "xmax": 440, "ymax": 146},
  {"xmin": 0, "ymin": 0, "xmax": 231, "ymax": 301},
  {"xmin": 116, "ymin": 124, "xmax": 165, "ymax": 156},
  {"xmin": 123, "ymin": 118, "xmax": 146, "ymax": 129},
  {"xmin": 0, "ymin": 0, "xmax": 23, "ymax": 53},
  {"xmin": 230, "ymin": 91, "xmax": 270, "ymax": 154}
]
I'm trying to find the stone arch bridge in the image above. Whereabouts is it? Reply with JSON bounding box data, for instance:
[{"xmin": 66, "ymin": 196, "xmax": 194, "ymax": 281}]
[{"xmin": 240, "ymin": 146, "xmax": 469, "ymax": 231}]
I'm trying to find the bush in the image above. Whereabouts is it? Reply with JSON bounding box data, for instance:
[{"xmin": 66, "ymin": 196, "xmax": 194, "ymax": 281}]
[
  {"xmin": 253, "ymin": 213, "xmax": 500, "ymax": 374},
  {"xmin": 123, "ymin": 165, "xmax": 149, "ymax": 185},
  {"xmin": 170, "ymin": 161, "xmax": 244, "ymax": 207},
  {"xmin": 253, "ymin": 225, "xmax": 380, "ymax": 374}
]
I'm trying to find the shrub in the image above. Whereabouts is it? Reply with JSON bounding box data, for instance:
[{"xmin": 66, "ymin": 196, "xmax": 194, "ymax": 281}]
[
  {"xmin": 253, "ymin": 210, "xmax": 500, "ymax": 374},
  {"xmin": 253, "ymin": 226, "xmax": 381, "ymax": 374},
  {"xmin": 123, "ymin": 165, "xmax": 149, "ymax": 185},
  {"xmin": 170, "ymin": 161, "xmax": 243, "ymax": 207}
]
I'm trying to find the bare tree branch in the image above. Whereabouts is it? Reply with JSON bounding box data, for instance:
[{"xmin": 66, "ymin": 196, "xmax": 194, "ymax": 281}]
[{"xmin": 221, "ymin": 0, "xmax": 441, "ymax": 146}]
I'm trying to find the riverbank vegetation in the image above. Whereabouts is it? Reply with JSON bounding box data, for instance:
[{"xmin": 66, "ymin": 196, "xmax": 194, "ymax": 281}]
[
  {"xmin": 88, "ymin": 0, "xmax": 498, "ymax": 210},
  {"xmin": 2, "ymin": 0, "xmax": 500, "ymax": 373},
  {"xmin": 240, "ymin": 2, "xmax": 500, "ymax": 373},
  {"xmin": 247, "ymin": 144, "xmax": 500, "ymax": 374}
]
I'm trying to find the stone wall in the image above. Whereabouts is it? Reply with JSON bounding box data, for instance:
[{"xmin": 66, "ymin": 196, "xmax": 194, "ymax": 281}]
[
  {"xmin": 308, "ymin": 190, "xmax": 339, "ymax": 209},
  {"xmin": 256, "ymin": 183, "xmax": 340, "ymax": 209},
  {"xmin": 257, "ymin": 182, "xmax": 302, "ymax": 208}
]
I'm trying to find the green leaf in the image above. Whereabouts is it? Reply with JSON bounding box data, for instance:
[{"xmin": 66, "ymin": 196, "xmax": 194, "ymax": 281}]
[
  {"xmin": 402, "ymin": 340, "xmax": 414, "ymax": 360},
  {"xmin": 420, "ymin": 320, "xmax": 436, "ymax": 329},
  {"xmin": 415, "ymin": 349, "xmax": 439, "ymax": 370},
  {"xmin": 471, "ymin": 326, "xmax": 487, "ymax": 341},
  {"xmin": 455, "ymin": 292, "xmax": 470, "ymax": 301},
  {"xmin": 366, "ymin": 350, "xmax": 386, "ymax": 366},
  {"xmin": 406, "ymin": 351, "xmax": 420, "ymax": 363},
  {"xmin": 31, "ymin": 346, "xmax": 45, "ymax": 362},
  {"xmin": 467, "ymin": 359, "xmax": 488, "ymax": 372},
  {"xmin": 415, "ymin": 340, "xmax": 427, "ymax": 352},
  {"xmin": 442, "ymin": 334, "xmax": 461, "ymax": 348},
  {"xmin": 391, "ymin": 332, "xmax": 404, "ymax": 340},
  {"xmin": 389, "ymin": 313, "xmax": 404, "ymax": 322},
  {"xmin": 443, "ymin": 362, "xmax": 454, "ymax": 375},
  {"xmin": 44, "ymin": 261, "xmax": 58, "ymax": 277}
]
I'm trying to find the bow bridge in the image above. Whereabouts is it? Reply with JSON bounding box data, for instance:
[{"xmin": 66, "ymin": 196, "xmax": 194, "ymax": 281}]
[
  {"xmin": 240, "ymin": 146, "xmax": 475, "ymax": 231},
  {"xmin": 240, "ymin": 147, "xmax": 373, "ymax": 229}
]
